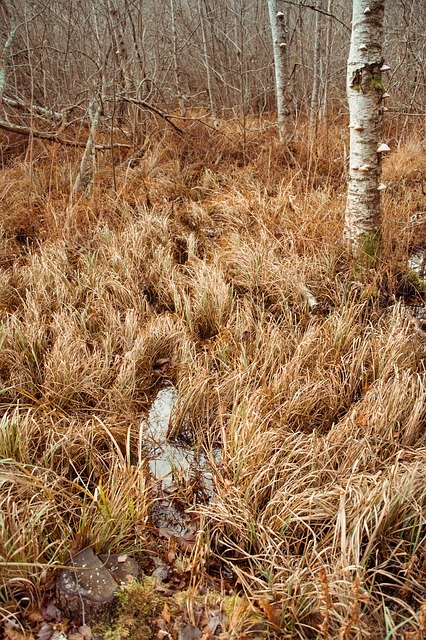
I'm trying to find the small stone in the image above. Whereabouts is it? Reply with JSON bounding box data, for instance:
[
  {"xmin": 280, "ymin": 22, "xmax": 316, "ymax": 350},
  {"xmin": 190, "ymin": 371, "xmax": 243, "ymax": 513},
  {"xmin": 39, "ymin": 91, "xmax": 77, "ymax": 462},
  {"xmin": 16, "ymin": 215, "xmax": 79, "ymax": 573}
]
[
  {"xmin": 178, "ymin": 626, "xmax": 203, "ymax": 640},
  {"xmin": 99, "ymin": 553, "xmax": 140, "ymax": 585},
  {"xmin": 37, "ymin": 622, "xmax": 54, "ymax": 640}
]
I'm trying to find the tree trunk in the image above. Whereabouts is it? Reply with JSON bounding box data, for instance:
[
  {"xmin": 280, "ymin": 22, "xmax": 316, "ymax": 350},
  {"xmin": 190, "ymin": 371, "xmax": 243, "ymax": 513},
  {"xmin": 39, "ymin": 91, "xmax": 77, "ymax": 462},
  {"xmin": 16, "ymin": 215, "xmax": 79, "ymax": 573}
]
[
  {"xmin": 310, "ymin": 0, "xmax": 322, "ymax": 133},
  {"xmin": 0, "ymin": 20, "xmax": 17, "ymax": 103},
  {"xmin": 344, "ymin": 0, "xmax": 387, "ymax": 255},
  {"xmin": 198, "ymin": 0, "xmax": 219, "ymax": 124},
  {"xmin": 170, "ymin": 0, "xmax": 184, "ymax": 113},
  {"xmin": 320, "ymin": 0, "xmax": 333, "ymax": 122},
  {"xmin": 267, "ymin": 0, "xmax": 290, "ymax": 141}
]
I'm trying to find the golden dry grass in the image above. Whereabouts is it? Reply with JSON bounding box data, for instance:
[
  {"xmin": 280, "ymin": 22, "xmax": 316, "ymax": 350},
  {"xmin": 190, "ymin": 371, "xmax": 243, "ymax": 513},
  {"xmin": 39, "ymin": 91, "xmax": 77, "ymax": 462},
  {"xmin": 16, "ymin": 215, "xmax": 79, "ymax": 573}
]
[{"xmin": 0, "ymin": 120, "xmax": 426, "ymax": 638}]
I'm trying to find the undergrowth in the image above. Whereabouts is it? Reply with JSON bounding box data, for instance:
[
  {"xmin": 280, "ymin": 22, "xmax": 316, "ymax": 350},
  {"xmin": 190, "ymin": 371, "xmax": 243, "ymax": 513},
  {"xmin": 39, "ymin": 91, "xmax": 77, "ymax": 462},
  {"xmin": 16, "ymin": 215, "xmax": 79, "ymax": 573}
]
[{"xmin": 0, "ymin": 118, "xmax": 425, "ymax": 638}]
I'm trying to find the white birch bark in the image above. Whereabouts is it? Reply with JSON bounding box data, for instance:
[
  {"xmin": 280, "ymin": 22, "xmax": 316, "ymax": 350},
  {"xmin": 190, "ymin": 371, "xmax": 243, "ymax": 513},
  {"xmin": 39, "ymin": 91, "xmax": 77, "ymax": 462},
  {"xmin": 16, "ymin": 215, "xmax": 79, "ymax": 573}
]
[
  {"xmin": 344, "ymin": 0, "xmax": 386, "ymax": 253},
  {"xmin": 170, "ymin": 0, "xmax": 184, "ymax": 112},
  {"xmin": 267, "ymin": 0, "xmax": 290, "ymax": 141},
  {"xmin": 310, "ymin": 0, "xmax": 322, "ymax": 131},
  {"xmin": 72, "ymin": 99, "xmax": 102, "ymax": 197},
  {"xmin": 321, "ymin": 0, "xmax": 333, "ymax": 121},
  {"xmin": 0, "ymin": 20, "xmax": 17, "ymax": 104},
  {"xmin": 198, "ymin": 0, "xmax": 219, "ymax": 124}
]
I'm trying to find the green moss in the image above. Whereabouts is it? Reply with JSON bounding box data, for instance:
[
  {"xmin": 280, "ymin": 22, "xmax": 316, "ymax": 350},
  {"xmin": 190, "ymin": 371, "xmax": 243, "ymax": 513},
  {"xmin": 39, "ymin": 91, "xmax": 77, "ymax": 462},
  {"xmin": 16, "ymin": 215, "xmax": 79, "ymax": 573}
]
[
  {"xmin": 357, "ymin": 229, "xmax": 382, "ymax": 266},
  {"xmin": 99, "ymin": 578, "xmax": 166, "ymax": 640},
  {"xmin": 351, "ymin": 66, "xmax": 386, "ymax": 94},
  {"xmin": 369, "ymin": 70, "xmax": 386, "ymax": 93},
  {"xmin": 407, "ymin": 270, "xmax": 426, "ymax": 292}
]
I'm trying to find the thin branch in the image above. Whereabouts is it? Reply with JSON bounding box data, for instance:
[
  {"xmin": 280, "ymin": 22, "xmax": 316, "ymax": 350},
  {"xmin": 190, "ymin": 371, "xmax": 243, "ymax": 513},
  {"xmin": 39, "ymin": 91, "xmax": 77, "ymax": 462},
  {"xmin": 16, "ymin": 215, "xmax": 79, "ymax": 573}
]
[
  {"xmin": 0, "ymin": 119, "xmax": 131, "ymax": 149},
  {"xmin": 3, "ymin": 96, "xmax": 63, "ymax": 120},
  {"xmin": 113, "ymin": 95, "xmax": 183, "ymax": 133},
  {"xmin": 280, "ymin": 0, "xmax": 350, "ymax": 32}
]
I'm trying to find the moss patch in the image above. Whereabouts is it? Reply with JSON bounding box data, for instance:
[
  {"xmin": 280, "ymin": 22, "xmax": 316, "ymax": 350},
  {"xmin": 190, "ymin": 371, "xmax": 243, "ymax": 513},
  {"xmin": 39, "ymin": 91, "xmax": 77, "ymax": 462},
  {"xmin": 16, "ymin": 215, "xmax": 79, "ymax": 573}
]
[
  {"xmin": 356, "ymin": 229, "xmax": 382, "ymax": 266},
  {"xmin": 100, "ymin": 578, "xmax": 166, "ymax": 640}
]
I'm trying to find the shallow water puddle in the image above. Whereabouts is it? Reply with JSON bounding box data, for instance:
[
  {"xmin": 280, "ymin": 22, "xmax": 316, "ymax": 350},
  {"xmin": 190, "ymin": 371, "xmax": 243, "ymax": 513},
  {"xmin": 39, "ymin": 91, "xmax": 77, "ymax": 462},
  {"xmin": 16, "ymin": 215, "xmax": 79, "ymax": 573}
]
[
  {"xmin": 146, "ymin": 387, "xmax": 217, "ymax": 496},
  {"xmin": 408, "ymin": 251, "xmax": 426, "ymax": 279}
]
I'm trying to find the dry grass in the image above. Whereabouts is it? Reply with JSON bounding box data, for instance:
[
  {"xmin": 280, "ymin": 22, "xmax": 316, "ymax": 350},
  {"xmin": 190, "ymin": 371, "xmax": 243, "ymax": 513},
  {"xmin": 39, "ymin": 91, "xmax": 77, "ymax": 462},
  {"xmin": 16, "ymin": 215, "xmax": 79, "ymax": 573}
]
[{"xmin": 0, "ymin": 120, "xmax": 426, "ymax": 638}]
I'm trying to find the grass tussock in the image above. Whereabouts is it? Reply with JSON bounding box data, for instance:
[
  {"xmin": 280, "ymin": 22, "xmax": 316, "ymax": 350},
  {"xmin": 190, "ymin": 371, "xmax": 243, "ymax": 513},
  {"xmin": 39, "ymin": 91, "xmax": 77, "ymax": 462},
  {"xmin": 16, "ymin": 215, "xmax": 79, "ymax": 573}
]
[{"xmin": 0, "ymin": 120, "xmax": 426, "ymax": 638}]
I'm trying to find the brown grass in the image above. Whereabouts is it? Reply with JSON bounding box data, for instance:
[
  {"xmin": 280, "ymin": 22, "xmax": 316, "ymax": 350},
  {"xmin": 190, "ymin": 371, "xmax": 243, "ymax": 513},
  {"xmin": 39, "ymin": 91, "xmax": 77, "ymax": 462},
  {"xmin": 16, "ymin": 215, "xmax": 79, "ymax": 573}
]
[{"xmin": 0, "ymin": 119, "xmax": 426, "ymax": 638}]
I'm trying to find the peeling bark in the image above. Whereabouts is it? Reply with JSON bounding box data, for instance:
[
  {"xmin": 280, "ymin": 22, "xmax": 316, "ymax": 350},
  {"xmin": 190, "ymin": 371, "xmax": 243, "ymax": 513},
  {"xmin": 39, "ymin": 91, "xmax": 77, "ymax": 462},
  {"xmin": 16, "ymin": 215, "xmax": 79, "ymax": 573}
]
[
  {"xmin": 0, "ymin": 20, "xmax": 17, "ymax": 103},
  {"xmin": 267, "ymin": 0, "xmax": 290, "ymax": 141},
  {"xmin": 344, "ymin": 0, "xmax": 386, "ymax": 254},
  {"xmin": 310, "ymin": 0, "xmax": 322, "ymax": 131}
]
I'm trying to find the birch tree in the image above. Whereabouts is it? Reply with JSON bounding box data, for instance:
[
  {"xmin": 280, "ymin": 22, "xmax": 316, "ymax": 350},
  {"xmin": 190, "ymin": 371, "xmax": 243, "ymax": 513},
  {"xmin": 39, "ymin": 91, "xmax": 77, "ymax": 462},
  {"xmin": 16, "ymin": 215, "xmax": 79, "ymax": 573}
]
[
  {"xmin": 310, "ymin": 0, "xmax": 322, "ymax": 133},
  {"xmin": 267, "ymin": 0, "xmax": 290, "ymax": 141},
  {"xmin": 344, "ymin": 0, "xmax": 388, "ymax": 255},
  {"xmin": 198, "ymin": 0, "xmax": 219, "ymax": 124}
]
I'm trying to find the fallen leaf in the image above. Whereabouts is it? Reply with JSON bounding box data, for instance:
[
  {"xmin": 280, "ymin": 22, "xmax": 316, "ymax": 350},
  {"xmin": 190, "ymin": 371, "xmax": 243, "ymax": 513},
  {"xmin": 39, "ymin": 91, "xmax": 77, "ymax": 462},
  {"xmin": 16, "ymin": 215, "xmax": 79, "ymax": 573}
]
[
  {"xmin": 258, "ymin": 599, "xmax": 282, "ymax": 627},
  {"xmin": 162, "ymin": 602, "xmax": 171, "ymax": 624},
  {"xmin": 4, "ymin": 624, "xmax": 34, "ymax": 640},
  {"xmin": 78, "ymin": 625, "xmax": 92, "ymax": 640},
  {"xmin": 42, "ymin": 604, "xmax": 62, "ymax": 623},
  {"xmin": 166, "ymin": 550, "xmax": 176, "ymax": 564},
  {"xmin": 27, "ymin": 610, "xmax": 44, "ymax": 623},
  {"xmin": 152, "ymin": 561, "xmax": 170, "ymax": 582},
  {"xmin": 36, "ymin": 623, "xmax": 54, "ymax": 640},
  {"xmin": 205, "ymin": 615, "xmax": 222, "ymax": 635}
]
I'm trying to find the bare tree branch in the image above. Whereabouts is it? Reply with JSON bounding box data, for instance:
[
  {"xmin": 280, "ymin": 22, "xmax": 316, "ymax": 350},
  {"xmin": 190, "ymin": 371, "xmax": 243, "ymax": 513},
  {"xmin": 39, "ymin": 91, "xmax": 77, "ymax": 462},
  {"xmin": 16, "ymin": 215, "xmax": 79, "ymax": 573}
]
[
  {"xmin": 3, "ymin": 95, "xmax": 63, "ymax": 120},
  {"xmin": 114, "ymin": 95, "xmax": 183, "ymax": 133},
  {"xmin": 0, "ymin": 119, "xmax": 131, "ymax": 150},
  {"xmin": 280, "ymin": 0, "xmax": 350, "ymax": 32}
]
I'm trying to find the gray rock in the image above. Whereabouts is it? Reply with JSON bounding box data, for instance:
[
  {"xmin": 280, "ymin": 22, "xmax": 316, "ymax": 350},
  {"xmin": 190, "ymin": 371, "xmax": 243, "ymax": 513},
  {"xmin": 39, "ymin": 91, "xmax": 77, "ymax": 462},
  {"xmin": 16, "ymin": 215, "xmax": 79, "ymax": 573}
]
[
  {"xmin": 98, "ymin": 553, "xmax": 140, "ymax": 584},
  {"xmin": 178, "ymin": 625, "xmax": 202, "ymax": 640},
  {"xmin": 56, "ymin": 548, "xmax": 118, "ymax": 623}
]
